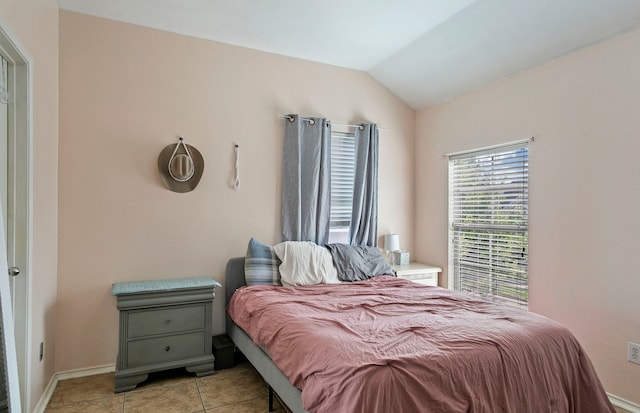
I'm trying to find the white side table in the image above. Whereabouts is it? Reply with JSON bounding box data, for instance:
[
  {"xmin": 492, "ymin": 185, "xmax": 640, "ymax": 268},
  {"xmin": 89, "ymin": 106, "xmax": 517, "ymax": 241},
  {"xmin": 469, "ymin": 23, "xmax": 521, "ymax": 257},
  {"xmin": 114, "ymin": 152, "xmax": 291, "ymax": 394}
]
[{"xmin": 393, "ymin": 262, "xmax": 442, "ymax": 287}]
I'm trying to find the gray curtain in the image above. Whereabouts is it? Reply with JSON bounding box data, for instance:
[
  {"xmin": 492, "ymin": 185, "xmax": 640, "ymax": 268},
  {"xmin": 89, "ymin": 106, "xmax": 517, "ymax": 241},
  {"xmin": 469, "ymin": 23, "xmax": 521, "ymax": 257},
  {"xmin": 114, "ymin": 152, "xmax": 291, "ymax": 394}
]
[
  {"xmin": 281, "ymin": 114, "xmax": 332, "ymax": 244},
  {"xmin": 349, "ymin": 123, "xmax": 379, "ymax": 246}
]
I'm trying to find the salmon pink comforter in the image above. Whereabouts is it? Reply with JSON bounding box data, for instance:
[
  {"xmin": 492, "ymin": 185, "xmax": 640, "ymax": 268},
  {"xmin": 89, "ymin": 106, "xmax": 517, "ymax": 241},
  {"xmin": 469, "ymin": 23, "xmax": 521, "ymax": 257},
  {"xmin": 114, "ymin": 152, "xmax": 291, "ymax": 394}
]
[{"xmin": 227, "ymin": 276, "xmax": 614, "ymax": 413}]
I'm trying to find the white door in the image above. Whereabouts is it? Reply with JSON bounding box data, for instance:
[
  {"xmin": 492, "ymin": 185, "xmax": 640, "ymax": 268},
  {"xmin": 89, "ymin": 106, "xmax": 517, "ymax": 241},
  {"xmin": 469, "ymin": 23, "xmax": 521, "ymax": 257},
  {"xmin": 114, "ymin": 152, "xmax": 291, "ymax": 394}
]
[{"xmin": 0, "ymin": 35, "xmax": 30, "ymax": 412}]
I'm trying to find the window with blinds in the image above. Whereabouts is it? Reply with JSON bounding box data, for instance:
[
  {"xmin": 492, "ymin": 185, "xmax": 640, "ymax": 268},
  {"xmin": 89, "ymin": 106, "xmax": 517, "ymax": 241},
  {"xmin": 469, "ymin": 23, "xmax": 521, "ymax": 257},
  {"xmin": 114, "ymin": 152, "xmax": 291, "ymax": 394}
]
[
  {"xmin": 448, "ymin": 144, "xmax": 529, "ymax": 309},
  {"xmin": 328, "ymin": 131, "xmax": 356, "ymax": 243}
]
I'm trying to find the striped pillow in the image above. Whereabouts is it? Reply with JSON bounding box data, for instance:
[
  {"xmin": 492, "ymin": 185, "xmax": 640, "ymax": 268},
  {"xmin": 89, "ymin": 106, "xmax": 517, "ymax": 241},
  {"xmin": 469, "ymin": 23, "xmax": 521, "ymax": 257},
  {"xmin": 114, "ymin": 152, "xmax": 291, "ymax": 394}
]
[{"xmin": 244, "ymin": 238, "xmax": 281, "ymax": 286}]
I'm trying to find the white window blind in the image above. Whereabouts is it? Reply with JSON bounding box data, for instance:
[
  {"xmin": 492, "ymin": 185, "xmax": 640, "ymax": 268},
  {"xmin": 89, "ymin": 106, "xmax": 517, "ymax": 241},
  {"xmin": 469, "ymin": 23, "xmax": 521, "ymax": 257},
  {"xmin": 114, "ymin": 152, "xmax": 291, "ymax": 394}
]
[
  {"xmin": 448, "ymin": 144, "xmax": 529, "ymax": 309},
  {"xmin": 329, "ymin": 131, "xmax": 356, "ymax": 243}
]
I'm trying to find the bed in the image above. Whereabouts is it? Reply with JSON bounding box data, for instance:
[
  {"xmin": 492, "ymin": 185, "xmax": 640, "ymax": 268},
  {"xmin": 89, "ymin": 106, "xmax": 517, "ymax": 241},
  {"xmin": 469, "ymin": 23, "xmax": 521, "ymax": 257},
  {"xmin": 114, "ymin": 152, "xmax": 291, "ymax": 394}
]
[{"xmin": 224, "ymin": 256, "xmax": 615, "ymax": 413}]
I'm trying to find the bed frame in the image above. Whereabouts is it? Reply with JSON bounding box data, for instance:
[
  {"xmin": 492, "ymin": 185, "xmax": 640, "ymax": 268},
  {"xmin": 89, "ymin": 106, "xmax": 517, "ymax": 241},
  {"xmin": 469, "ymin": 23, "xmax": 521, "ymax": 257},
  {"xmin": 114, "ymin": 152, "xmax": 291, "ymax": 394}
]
[{"xmin": 224, "ymin": 257, "xmax": 307, "ymax": 413}]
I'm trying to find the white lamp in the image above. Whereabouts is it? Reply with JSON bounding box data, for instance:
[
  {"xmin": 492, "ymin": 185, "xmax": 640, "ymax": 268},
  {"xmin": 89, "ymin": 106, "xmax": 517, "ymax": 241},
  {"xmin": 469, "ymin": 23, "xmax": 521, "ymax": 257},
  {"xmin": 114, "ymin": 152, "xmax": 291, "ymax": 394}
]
[{"xmin": 384, "ymin": 234, "xmax": 400, "ymax": 251}]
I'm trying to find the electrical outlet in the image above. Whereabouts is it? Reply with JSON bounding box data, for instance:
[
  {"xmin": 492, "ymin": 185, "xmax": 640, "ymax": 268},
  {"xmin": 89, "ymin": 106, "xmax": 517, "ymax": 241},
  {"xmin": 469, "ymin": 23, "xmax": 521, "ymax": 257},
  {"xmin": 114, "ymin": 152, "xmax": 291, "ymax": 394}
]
[
  {"xmin": 628, "ymin": 342, "xmax": 640, "ymax": 365},
  {"xmin": 39, "ymin": 341, "xmax": 43, "ymax": 362}
]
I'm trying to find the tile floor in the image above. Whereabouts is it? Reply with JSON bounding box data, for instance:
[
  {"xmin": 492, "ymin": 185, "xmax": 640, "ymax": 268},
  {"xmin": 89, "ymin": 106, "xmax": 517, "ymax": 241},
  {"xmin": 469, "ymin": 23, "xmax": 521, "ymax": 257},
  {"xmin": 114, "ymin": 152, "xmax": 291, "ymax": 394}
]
[
  {"xmin": 45, "ymin": 362, "xmax": 284, "ymax": 413},
  {"xmin": 43, "ymin": 361, "xmax": 632, "ymax": 413}
]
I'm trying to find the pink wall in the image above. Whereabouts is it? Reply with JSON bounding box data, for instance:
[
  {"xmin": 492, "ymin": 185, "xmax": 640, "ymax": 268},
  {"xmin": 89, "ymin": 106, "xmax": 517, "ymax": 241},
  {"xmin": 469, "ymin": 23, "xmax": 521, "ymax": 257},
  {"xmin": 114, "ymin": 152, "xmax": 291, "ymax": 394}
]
[
  {"xmin": 416, "ymin": 29, "xmax": 640, "ymax": 403},
  {"xmin": 57, "ymin": 11, "xmax": 415, "ymax": 372},
  {"xmin": 0, "ymin": 1, "xmax": 59, "ymax": 410}
]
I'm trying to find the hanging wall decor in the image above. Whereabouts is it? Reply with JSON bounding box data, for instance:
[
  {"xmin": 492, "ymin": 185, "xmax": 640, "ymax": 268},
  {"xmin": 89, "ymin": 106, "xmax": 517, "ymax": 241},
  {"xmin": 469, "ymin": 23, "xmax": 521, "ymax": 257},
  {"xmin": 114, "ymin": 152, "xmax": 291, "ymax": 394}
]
[{"xmin": 157, "ymin": 136, "xmax": 204, "ymax": 193}]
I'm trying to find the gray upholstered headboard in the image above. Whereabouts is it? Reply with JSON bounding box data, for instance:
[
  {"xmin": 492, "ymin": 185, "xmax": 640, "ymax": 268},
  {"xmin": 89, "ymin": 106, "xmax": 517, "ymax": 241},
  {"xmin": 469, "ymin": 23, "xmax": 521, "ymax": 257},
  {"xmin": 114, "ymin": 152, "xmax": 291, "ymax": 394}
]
[{"xmin": 225, "ymin": 257, "xmax": 246, "ymax": 305}]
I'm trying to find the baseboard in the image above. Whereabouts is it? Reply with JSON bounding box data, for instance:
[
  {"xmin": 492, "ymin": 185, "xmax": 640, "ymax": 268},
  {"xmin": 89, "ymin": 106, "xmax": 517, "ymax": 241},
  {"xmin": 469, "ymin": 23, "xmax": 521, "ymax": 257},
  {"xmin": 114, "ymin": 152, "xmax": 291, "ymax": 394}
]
[
  {"xmin": 609, "ymin": 393, "xmax": 640, "ymax": 413},
  {"xmin": 32, "ymin": 364, "xmax": 116, "ymax": 413},
  {"xmin": 55, "ymin": 363, "xmax": 115, "ymax": 381},
  {"xmin": 31, "ymin": 374, "xmax": 57, "ymax": 413}
]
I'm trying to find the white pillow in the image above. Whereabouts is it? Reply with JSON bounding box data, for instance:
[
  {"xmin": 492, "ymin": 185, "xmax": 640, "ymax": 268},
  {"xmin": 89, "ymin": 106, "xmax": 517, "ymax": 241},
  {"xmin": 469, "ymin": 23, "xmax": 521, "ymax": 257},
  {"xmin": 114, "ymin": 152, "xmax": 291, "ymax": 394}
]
[{"xmin": 273, "ymin": 241, "xmax": 340, "ymax": 285}]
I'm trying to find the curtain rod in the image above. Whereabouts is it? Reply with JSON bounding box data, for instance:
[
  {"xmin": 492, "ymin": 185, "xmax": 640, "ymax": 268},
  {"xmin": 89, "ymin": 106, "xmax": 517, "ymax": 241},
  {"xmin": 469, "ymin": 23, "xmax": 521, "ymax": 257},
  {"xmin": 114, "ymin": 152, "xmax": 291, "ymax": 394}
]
[
  {"xmin": 277, "ymin": 114, "xmax": 388, "ymax": 131},
  {"xmin": 441, "ymin": 137, "xmax": 534, "ymax": 158}
]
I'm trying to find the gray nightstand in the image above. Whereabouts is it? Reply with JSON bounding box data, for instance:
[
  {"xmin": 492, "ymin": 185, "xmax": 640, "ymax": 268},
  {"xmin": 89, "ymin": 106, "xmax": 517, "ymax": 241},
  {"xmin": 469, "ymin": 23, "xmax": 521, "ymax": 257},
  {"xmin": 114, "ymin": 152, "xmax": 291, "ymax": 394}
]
[
  {"xmin": 393, "ymin": 262, "xmax": 442, "ymax": 286},
  {"xmin": 111, "ymin": 277, "xmax": 221, "ymax": 392}
]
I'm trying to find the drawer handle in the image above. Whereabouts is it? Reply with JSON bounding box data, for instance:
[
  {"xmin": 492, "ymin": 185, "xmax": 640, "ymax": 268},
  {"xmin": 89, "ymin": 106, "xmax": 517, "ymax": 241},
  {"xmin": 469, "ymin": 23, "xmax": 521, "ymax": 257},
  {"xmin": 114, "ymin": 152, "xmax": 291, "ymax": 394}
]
[
  {"xmin": 165, "ymin": 346, "xmax": 171, "ymax": 352},
  {"xmin": 165, "ymin": 319, "xmax": 171, "ymax": 324}
]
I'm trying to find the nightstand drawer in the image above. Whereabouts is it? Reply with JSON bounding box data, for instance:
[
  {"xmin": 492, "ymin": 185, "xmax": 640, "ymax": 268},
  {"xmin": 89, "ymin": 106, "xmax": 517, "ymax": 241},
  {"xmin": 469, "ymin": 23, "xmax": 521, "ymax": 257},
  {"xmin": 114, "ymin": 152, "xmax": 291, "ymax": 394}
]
[
  {"xmin": 127, "ymin": 332, "xmax": 205, "ymax": 367},
  {"xmin": 400, "ymin": 272, "xmax": 438, "ymax": 284},
  {"xmin": 127, "ymin": 305, "xmax": 205, "ymax": 338},
  {"xmin": 393, "ymin": 262, "xmax": 442, "ymax": 287}
]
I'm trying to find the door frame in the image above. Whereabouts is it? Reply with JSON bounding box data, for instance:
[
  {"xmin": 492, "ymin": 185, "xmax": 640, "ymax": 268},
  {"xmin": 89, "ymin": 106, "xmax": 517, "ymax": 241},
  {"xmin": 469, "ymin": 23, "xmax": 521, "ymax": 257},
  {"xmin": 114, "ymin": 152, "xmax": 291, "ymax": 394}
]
[{"xmin": 0, "ymin": 17, "xmax": 33, "ymax": 413}]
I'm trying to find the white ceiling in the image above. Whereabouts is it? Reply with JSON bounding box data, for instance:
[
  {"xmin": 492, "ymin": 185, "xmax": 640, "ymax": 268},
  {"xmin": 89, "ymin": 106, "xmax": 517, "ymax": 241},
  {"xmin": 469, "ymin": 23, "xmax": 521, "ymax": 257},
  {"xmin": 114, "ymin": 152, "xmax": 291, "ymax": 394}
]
[{"xmin": 57, "ymin": 0, "xmax": 640, "ymax": 109}]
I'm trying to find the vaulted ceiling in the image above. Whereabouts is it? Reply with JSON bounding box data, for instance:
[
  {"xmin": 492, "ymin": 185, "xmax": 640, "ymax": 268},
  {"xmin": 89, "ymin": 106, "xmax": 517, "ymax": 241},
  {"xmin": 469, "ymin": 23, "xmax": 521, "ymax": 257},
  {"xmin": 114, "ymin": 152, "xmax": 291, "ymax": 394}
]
[{"xmin": 57, "ymin": 0, "xmax": 640, "ymax": 109}]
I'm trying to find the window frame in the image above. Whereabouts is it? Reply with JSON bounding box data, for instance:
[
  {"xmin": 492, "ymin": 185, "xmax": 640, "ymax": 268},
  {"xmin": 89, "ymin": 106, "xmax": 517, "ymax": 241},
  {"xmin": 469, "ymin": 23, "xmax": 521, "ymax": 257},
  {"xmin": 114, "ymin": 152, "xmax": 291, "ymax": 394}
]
[{"xmin": 447, "ymin": 143, "xmax": 529, "ymax": 309}]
